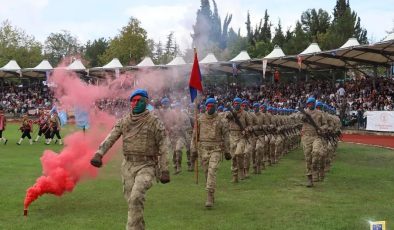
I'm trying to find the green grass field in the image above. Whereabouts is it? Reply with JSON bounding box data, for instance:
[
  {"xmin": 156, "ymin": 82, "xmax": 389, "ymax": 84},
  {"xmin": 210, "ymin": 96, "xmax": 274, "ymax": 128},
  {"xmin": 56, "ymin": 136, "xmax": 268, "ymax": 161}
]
[{"xmin": 0, "ymin": 124, "xmax": 393, "ymax": 230}]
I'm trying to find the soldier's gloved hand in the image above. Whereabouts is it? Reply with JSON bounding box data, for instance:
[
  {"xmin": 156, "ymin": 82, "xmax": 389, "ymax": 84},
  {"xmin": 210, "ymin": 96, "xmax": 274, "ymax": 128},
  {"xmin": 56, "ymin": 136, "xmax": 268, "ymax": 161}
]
[
  {"xmin": 160, "ymin": 170, "xmax": 170, "ymax": 184},
  {"xmin": 224, "ymin": 152, "xmax": 232, "ymax": 160},
  {"xmin": 90, "ymin": 152, "xmax": 103, "ymax": 168}
]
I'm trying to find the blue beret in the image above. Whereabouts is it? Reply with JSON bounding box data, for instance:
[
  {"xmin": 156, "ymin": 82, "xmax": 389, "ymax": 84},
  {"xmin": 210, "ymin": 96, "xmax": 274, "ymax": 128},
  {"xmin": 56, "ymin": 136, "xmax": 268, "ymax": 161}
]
[
  {"xmin": 253, "ymin": 102, "xmax": 260, "ymax": 107},
  {"xmin": 205, "ymin": 98, "xmax": 217, "ymax": 106},
  {"xmin": 218, "ymin": 105, "xmax": 224, "ymax": 111},
  {"xmin": 233, "ymin": 97, "xmax": 242, "ymax": 103},
  {"xmin": 316, "ymin": 101, "xmax": 323, "ymax": 107},
  {"xmin": 306, "ymin": 97, "xmax": 316, "ymax": 104},
  {"xmin": 242, "ymin": 99, "xmax": 249, "ymax": 105},
  {"xmin": 161, "ymin": 97, "xmax": 170, "ymax": 105},
  {"xmin": 129, "ymin": 89, "xmax": 148, "ymax": 101}
]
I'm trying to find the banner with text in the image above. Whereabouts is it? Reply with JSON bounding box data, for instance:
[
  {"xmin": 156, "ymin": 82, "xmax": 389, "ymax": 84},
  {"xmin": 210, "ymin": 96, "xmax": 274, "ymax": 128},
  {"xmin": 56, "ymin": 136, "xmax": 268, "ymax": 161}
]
[{"xmin": 365, "ymin": 111, "xmax": 394, "ymax": 132}]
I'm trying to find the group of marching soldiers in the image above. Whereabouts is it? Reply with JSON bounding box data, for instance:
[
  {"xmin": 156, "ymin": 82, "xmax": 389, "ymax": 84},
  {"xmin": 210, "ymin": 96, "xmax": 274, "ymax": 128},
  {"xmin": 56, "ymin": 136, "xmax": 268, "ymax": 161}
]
[
  {"xmin": 153, "ymin": 96, "xmax": 341, "ymax": 207},
  {"xmin": 12, "ymin": 109, "xmax": 62, "ymax": 145}
]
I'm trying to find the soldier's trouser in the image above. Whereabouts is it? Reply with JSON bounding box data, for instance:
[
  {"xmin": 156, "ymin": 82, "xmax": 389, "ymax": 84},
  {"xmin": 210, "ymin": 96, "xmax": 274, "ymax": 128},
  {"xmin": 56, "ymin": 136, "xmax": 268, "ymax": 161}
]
[
  {"xmin": 275, "ymin": 135, "xmax": 283, "ymax": 161},
  {"xmin": 301, "ymin": 135, "xmax": 323, "ymax": 176},
  {"xmin": 255, "ymin": 136, "xmax": 267, "ymax": 168},
  {"xmin": 269, "ymin": 135, "xmax": 276, "ymax": 164},
  {"xmin": 121, "ymin": 160, "xmax": 156, "ymax": 230},
  {"xmin": 172, "ymin": 137, "xmax": 186, "ymax": 167},
  {"xmin": 245, "ymin": 137, "xmax": 256, "ymax": 171},
  {"xmin": 186, "ymin": 133, "xmax": 192, "ymax": 167},
  {"xmin": 230, "ymin": 137, "xmax": 246, "ymax": 177},
  {"xmin": 200, "ymin": 147, "xmax": 221, "ymax": 192}
]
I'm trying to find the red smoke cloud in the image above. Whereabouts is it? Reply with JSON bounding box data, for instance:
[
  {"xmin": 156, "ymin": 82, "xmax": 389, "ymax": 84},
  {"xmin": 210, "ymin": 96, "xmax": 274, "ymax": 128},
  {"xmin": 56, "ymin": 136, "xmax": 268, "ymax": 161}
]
[{"xmin": 24, "ymin": 61, "xmax": 191, "ymax": 210}]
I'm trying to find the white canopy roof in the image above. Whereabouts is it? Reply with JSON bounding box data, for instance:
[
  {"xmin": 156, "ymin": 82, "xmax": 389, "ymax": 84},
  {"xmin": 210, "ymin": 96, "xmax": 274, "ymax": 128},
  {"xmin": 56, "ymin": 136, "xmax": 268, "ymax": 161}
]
[
  {"xmin": 27, "ymin": 60, "xmax": 53, "ymax": 71},
  {"xmin": 200, "ymin": 53, "xmax": 218, "ymax": 64},
  {"xmin": 383, "ymin": 32, "xmax": 394, "ymax": 42},
  {"xmin": 102, "ymin": 58, "xmax": 123, "ymax": 69},
  {"xmin": 137, "ymin": 57, "xmax": 155, "ymax": 67},
  {"xmin": 264, "ymin": 46, "xmax": 286, "ymax": 59},
  {"xmin": 67, "ymin": 59, "xmax": 86, "ymax": 71},
  {"xmin": 300, "ymin": 43, "xmax": 321, "ymax": 55},
  {"xmin": 0, "ymin": 60, "xmax": 21, "ymax": 71},
  {"xmin": 167, "ymin": 56, "xmax": 186, "ymax": 66},
  {"xmin": 230, "ymin": 50, "xmax": 251, "ymax": 62},
  {"xmin": 340, "ymin": 38, "xmax": 360, "ymax": 49}
]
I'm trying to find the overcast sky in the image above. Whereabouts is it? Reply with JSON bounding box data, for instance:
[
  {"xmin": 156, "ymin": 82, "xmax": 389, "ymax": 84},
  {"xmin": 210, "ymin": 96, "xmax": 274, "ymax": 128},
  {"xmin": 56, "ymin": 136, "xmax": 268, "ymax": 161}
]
[{"xmin": 0, "ymin": 0, "xmax": 393, "ymax": 51}]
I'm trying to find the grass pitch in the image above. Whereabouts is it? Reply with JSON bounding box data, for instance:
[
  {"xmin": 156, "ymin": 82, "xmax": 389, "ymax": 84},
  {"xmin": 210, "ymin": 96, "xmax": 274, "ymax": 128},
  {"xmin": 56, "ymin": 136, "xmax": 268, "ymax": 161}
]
[{"xmin": 0, "ymin": 124, "xmax": 393, "ymax": 230}]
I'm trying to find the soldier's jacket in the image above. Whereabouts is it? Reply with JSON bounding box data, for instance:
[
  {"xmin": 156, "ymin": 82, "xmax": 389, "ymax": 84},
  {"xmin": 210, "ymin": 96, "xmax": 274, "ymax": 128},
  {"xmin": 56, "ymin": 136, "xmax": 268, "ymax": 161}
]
[
  {"xmin": 253, "ymin": 112, "xmax": 271, "ymax": 136},
  {"xmin": 171, "ymin": 110, "xmax": 192, "ymax": 139},
  {"xmin": 224, "ymin": 110, "xmax": 252, "ymax": 137},
  {"xmin": 154, "ymin": 108, "xmax": 176, "ymax": 136},
  {"xmin": 299, "ymin": 109, "xmax": 328, "ymax": 136},
  {"xmin": 191, "ymin": 112, "xmax": 230, "ymax": 153},
  {"xmin": 97, "ymin": 110, "xmax": 169, "ymax": 171}
]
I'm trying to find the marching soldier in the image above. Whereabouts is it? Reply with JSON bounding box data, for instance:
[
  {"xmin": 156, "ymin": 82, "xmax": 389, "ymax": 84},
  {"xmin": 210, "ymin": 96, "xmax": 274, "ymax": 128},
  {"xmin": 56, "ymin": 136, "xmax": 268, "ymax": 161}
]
[
  {"xmin": 298, "ymin": 97, "xmax": 328, "ymax": 187},
  {"xmin": 225, "ymin": 97, "xmax": 252, "ymax": 183},
  {"xmin": 46, "ymin": 111, "xmax": 62, "ymax": 145},
  {"xmin": 90, "ymin": 89, "xmax": 170, "ymax": 230},
  {"xmin": 191, "ymin": 98, "xmax": 231, "ymax": 208}
]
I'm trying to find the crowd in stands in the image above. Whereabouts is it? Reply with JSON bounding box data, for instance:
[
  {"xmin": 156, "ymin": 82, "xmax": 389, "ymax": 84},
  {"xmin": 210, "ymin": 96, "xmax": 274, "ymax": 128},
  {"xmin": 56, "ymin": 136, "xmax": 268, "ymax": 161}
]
[
  {"xmin": 1, "ymin": 75, "xmax": 393, "ymax": 128},
  {"xmin": 0, "ymin": 83, "xmax": 53, "ymax": 117}
]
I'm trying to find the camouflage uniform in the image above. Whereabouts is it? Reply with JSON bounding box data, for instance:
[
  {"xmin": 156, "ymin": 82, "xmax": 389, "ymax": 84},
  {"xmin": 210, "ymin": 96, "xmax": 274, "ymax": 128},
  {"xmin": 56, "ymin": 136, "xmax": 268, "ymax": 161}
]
[
  {"xmin": 299, "ymin": 109, "xmax": 327, "ymax": 182},
  {"xmin": 191, "ymin": 112, "xmax": 229, "ymax": 194},
  {"xmin": 96, "ymin": 110, "xmax": 169, "ymax": 230},
  {"xmin": 225, "ymin": 110, "xmax": 252, "ymax": 182},
  {"xmin": 170, "ymin": 110, "xmax": 192, "ymax": 173},
  {"xmin": 252, "ymin": 111, "xmax": 270, "ymax": 173},
  {"xmin": 244, "ymin": 111, "xmax": 257, "ymax": 177}
]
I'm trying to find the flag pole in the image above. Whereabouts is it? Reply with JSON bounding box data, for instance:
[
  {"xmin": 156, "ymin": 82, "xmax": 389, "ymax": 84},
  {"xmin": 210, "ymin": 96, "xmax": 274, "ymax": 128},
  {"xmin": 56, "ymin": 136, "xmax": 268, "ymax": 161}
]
[{"xmin": 193, "ymin": 47, "xmax": 199, "ymax": 185}]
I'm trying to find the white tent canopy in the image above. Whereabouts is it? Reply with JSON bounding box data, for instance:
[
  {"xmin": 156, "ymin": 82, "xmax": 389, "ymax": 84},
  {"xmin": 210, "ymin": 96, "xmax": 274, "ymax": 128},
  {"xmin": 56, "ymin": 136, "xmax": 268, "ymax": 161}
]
[
  {"xmin": 340, "ymin": 38, "xmax": 360, "ymax": 49},
  {"xmin": 300, "ymin": 43, "xmax": 322, "ymax": 55},
  {"xmin": 264, "ymin": 46, "xmax": 286, "ymax": 59},
  {"xmin": 230, "ymin": 50, "xmax": 251, "ymax": 62},
  {"xmin": 137, "ymin": 57, "xmax": 155, "ymax": 67},
  {"xmin": 167, "ymin": 56, "xmax": 186, "ymax": 66},
  {"xmin": 67, "ymin": 59, "xmax": 86, "ymax": 71},
  {"xmin": 200, "ymin": 53, "xmax": 218, "ymax": 64},
  {"xmin": 383, "ymin": 32, "xmax": 394, "ymax": 42},
  {"xmin": 0, "ymin": 60, "xmax": 22, "ymax": 77},
  {"xmin": 25, "ymin": 60, "xmax": 53, "ymax": 71},
  {"xmin": 102, "ymin": 58, "xmax": 123, "ymax": 69},
  {"xmin": 1, "ymin": 60, "xmax": 21, "ymax": 71}
]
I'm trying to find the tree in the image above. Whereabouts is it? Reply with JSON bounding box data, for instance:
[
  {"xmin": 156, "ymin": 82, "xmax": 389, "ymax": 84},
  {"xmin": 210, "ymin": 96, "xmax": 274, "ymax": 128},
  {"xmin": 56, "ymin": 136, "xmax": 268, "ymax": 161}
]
[
  {"xmin": 245, "ymin": 11, "xmax": 254, "ymax": 47},
  {"xmin": 320, "ymin": 0, "xmax": 368, "ymax": 49},
  {"xmin": 44, "ymin": 30, "xmax": 81, "ymax": 66},
  {"xmin": 0, "ymin": 20, "xmax": 43, "ymax": 67},
  {"xmin": 283, "ymin": 21, "xmax": 310, "ymax": 55},
  {"xmin": 301, "ymin": 8, "xmax": 331, "ymax": 42},
  {"xmin": 100, "ymin": 17, "xmax": 149, "ymax": 65},
  {"xmin": 84, "ymin": 38, "xmax": 109, "ymax": 67},
  {"xmin": 191, "ymin": 0, "xmax": 232, "ymax": 57},
  {"xmin": 261, "ymin": 10, "xmax": 272, "ymax": 43},
  {"xmin": 272, "ymin": 20, "xmax": 285, "ymax": 47}
]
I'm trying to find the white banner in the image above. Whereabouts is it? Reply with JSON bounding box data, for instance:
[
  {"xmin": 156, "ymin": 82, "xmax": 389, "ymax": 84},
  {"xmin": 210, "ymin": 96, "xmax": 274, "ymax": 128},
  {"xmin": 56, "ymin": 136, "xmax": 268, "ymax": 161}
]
[{"xmin": 365, "ymin": 111, "xmax": 394, "ymax": 132}]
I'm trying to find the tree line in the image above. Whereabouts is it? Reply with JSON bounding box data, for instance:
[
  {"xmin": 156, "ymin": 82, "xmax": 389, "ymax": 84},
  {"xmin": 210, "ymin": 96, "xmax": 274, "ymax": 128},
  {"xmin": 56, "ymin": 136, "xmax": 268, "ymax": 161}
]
[{"xmin": 0, "ymin": 0, "xmax": 388, "ymax": 69}]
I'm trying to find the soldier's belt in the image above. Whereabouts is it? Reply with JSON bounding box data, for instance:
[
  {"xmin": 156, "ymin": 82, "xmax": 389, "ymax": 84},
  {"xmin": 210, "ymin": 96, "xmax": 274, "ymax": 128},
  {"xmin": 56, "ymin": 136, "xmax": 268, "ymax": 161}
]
[{"xmin": 124, "ymin": 155, "xmax": 156, "ymax": 162}]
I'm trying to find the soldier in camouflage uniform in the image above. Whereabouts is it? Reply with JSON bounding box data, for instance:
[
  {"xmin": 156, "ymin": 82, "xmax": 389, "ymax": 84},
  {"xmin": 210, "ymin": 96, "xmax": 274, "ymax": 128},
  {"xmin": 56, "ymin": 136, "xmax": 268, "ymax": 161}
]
[
  {"xmin": 225, "ymin": 97, "xmax": 252, "ymax": 183},
  {"xmin": 90, "ymin": 89, "xmax": 170, "ymax": 230},
  {"xmin": 171, "ymin": 102, "xmax": 192, "ymax": 174},
  {"xmin": 191, "ymin": 98, "xmax": 231, "ymax": 208},
  {"xmin": 242, "ymin": 100, "xmax": 255, "ymax": 178},
  {"xmin": 298, "ymin": 97, "xmax": 328, "ymax": 187}
]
